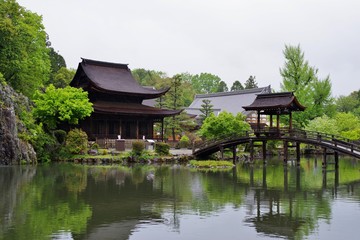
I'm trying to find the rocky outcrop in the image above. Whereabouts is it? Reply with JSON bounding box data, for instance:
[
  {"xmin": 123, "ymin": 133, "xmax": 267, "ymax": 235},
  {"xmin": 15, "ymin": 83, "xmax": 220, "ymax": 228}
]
[{"xmin": 0, "ymin": 82, "xmax": 36, "ymax": 165}]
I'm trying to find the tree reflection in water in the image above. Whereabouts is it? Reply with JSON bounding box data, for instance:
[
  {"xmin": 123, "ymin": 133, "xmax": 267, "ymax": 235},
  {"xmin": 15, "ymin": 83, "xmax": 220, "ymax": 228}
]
[{"xmin": 1, "ymin": 157, "xmax": 360, "ymax": 240}]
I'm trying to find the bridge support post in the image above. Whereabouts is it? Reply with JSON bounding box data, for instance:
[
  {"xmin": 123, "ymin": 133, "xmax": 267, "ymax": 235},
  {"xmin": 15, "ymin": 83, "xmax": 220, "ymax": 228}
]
[
  {"xmin": 262, "ymin": 140, "xmax": 267, "ymax": 164},
  {"xmin": 283, "ymin": 141, "xmax": 288, "ymax": 164},
  {"xmin": 334, "ymin": 152, "xmax": 339, "ymax": 169},
  {"xmin": 220, "ymin": 146, "xmax": 224, "ymax": 160},
  {"xmin": 296, "ymin": 142, "xmax": 301, "ymax": 166},
  {"xmin": 250, "ymin": 140, "xmax": 254, "ymax": 162},
  {"xmin": 232, "ymin": 145, "xmax": 237, "ymax": 164},
  {"xmin": 322, "ymin": 148, "xmax": 327, "ymax": 168}
]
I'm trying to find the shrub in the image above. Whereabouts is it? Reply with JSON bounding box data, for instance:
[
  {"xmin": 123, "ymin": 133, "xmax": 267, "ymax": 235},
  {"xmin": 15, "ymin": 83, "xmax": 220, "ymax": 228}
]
[
  {"xmin": 65, "ymin": 128, "xmax": 88, "ymax": 154},
  {"xmin": 155, "ymin": 142, "xmax": 170, "ymax": 156},
  {"xmin": 132, "ymin": 140, "xmax": 145, "ymax": 156},
  {"xmin": 179, "ymin": 135, "xmax": 190, "ymax": 148},
  {"xmin": 53, "ymin": 129, "xmax": 67, "ymax": 144}
]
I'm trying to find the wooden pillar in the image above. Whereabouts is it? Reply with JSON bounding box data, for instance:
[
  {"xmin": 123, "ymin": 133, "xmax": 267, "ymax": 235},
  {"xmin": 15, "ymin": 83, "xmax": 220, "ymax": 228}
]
[
  {"xmin": 276, "ymin": 114, "xmax": 280, "ymax": 129},
  {"xmin": 136, "ymin": 120, "xmax": 139, "ymax": 139},
  {"xmin": 334, "ymin": 151, "xmax": 339, "ymax": 169},
  {"xmin": 257, "ymin": 110, "xmax": 261, "ymax": 130},
  {"xmin": 262, "ymin": 140, "xmax": 267, "ymax": 163},
  {"xmin": 250, "ymin": 140, "xmax": 254, "ymax": 162},
  {"xmin": 220, "ymin": 145, "xmax": 224, "ymax": 160},
  {"xmin": 232, "ymin": 145, "xmax": 237, "ymax": 164},
  {"xmin": 289, "ymin": 111, "xmax": 292, "ymax": 130},
  {"xmin": 296, "ymin": 142, "xmax": 301, "ymax": 166},
  {"xmin": 322, "ymin": 148, "xmax": 327, "ymax": 167},
  {"xmin": 161, "ymin": 118, "xmax": 164, "ymax": 142},
  {"xmin": 283, "ymin": 166, "xmax": 288, "ymax": 191},
  {"xmin": 262, "ymin": 166, "xmax": 267, "ymax": 188},
  {"xmin": 270, "ymin": 114, "xmax": 273, "ymax": 127},
  {"xmin": 283, "ymin": 140, "xmax": 288, "ymax": 163},
  {"xmin": 119, "ymin": 119, "xmax": 122, "ymax": 137},
  {"xmin": 296, "ymin": 167, "xmax": 301, "ymax": 191}
]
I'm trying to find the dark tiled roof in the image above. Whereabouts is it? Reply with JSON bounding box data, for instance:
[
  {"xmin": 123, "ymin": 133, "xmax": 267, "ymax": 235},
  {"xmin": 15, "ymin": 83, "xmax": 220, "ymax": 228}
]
[
  {"xmin": 93, "ymin": 101, "xmax": 182, "ymax": 117},
  {"xmin": 70, "ymin": 58, "xmax": 169, "ymax": 99},
  {"xmin": 243, "ymin": 92, "xmax": 305, "ymax": 114}
]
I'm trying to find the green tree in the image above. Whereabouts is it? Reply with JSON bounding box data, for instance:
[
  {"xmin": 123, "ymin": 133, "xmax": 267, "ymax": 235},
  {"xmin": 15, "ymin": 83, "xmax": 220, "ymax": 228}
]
[
  {"xmin": 132, "ymin": 68, "xmax": 167, "ymax": 87},
  {"xmin": 280, "ymin": 44, "xmax": 334, "ymax": 127},
  {"xmin": 191, "ymin": 73, "xmax": 221, "ymax": 94},
  {"xmin": 0, "ymin": 0, "xmax": 51, "ymax": 97},
  {"xmin": 33, "ymin": 85, "xmax": 93, "ymax": 130},
  {"xmin": 336, "ymin": 90, "xmax": 360, "ymax": 118},
  {"xmin": 244, "ymin": 75, "xmax": 258, "ymax": 89},
  {"xmin": 305, "ymin": 115, "xmax": 339, "ymax": 136},
  {"xmin": 230, "ymin": 80, "xmax": 244, "ymax": 91},
  {"xmin": 199, "ymin": 99, "xmax": 213, "ymax": 124},
  {"xmin": 198, "ymin": 111, "xmax": 251, "ymax": 140},
  {"xmin": 334, "ymin": 112, "xmax": 360, "ymax": 140},
  {"xmin": 217, "ymin": 81, "xmax": 228, "ymax": 92},
  {"xmin": 46, "ymin": 67, "xmax": 75, "ymax": 88}
]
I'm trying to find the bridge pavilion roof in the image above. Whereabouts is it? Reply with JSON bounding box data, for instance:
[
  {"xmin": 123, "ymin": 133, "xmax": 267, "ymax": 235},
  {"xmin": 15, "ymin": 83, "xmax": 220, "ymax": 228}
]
[{"xmin": 242, "ymin": 92, "xmax": 305, "ymax": 115}]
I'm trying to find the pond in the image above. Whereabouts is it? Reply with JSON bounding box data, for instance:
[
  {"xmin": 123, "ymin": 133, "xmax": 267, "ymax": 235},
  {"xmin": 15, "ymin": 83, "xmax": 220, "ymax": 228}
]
[{"xmin": 1, "ymin": 156, "xmax": 360, "ymax": 240}]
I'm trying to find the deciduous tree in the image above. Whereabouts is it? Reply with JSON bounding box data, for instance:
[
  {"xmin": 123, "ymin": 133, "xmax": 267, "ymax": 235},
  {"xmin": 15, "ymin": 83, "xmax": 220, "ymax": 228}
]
[
  {"xmin": 280, "ymin": 44, "xmax": 334, "ymax": 127},
  {"xmin": 33, "ymin": 85, "xmax": 93, "ymax": 130},
  {"xmin": 0, "ymin": 0, "xmax": 51, "ymax": 97},
  {"xmin": 198, "ymin": 111, "xmax": 250, "ymax": 140}
]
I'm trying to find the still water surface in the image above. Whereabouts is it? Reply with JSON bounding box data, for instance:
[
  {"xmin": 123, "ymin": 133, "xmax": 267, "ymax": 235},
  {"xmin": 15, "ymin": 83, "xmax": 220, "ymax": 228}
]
[{"xmin": 1, "ymin": 157, "xmax": 360, "ymax": 240}]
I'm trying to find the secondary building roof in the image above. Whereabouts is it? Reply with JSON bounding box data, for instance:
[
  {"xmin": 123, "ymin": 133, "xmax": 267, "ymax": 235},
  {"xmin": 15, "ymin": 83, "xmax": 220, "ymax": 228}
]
[{"xmin": 185, "ymin": 86, "xmax": 271, "ymax": 118}]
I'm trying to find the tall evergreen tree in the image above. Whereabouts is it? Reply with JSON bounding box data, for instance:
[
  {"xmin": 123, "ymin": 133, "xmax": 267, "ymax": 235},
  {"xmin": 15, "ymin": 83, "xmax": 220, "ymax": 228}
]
[
  {"xmin": 199, "ymin": 99, "xmax": 214, "ymax": 124},
  {"xmin": 244, "ymin": 76, "xmax": 258, "ymax": 89},
  {"xmin": 230, "ymin": 80, "xmax": 244, "ymax": 91},
  {"xmin": 216, "ymin": 81, "xmax": 228, "ymax": 92}
]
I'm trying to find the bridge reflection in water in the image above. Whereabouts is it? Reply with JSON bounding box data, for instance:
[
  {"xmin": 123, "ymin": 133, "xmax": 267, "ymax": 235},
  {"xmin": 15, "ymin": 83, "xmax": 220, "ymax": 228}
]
[{"xmin": 232, "ymin": 158, "xmax": 347, "ymax": 239}]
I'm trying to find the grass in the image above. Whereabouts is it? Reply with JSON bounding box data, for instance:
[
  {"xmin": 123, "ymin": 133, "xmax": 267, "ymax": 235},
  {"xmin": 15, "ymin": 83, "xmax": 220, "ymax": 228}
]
[{"xmin": 189, "ymin": 160, "xmax": 234, "ymax": 169}]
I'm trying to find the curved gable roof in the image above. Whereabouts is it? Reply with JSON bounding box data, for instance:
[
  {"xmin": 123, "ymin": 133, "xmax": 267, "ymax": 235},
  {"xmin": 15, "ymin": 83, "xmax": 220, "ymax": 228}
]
[
  {"xmin": 243, "ymin": 92, "xmax": 306, "ymax": 114},
  {"xmin": 70, "ymin": 58, "xmax": 169, "ymax": 99}
]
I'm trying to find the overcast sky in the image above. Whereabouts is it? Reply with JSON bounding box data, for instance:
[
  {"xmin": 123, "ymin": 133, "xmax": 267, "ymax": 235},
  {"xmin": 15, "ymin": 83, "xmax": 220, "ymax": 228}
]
[{"xmin": 17, "ymin": 0, "xmax": 360, "ymax": 97}]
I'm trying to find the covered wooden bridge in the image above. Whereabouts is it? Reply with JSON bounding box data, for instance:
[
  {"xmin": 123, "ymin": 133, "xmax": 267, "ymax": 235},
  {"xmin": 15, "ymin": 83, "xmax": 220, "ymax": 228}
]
[{"xmin": 193, "ymin": 92, "xmax": 360, "ymax": 165}]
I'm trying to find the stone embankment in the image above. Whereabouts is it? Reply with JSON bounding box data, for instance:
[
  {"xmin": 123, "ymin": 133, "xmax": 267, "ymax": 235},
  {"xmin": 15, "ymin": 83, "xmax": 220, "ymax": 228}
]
[{"xmin": 0, "ymin": 82, "xmax": 36, "ymax": 165}]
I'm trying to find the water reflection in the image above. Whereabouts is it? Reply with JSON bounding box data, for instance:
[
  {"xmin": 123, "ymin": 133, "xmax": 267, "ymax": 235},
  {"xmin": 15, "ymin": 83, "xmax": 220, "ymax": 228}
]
[{"xmin": 0, "ymin": 157, "xmax": 360, "ymax": 240}]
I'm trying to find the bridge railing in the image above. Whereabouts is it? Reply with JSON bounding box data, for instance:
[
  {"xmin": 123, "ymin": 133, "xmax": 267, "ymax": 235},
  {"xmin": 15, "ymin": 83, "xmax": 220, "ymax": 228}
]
[
  {"xmin": 194, "ymin": 127, "xmax": 360, "ymax": 155},
  {"xmin": 194, "ymin": 130, "xmax": 254, "ymax": 151}
]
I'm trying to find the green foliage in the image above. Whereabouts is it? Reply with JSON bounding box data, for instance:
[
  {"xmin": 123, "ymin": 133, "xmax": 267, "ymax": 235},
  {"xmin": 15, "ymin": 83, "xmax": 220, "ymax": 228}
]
[
  {"xmin": 33, "ymin": 84, "xmax": 93, "ymax": 130},
  {"xmin": 65, "ymin": 128, "xmax": 88, "ymax": 154},
  {"xmin": 244, "ymin": 75, "xmax": 258, "ymax": 89},
  {"xmin": 191, "ymin": 72, "xmax": 221, "ymax": 94},
  {"xmin": 217, "ymin": 81, "xmax": 228, "ymax": 92},
  {"xmin": 155, "ymin": 142, "xmax": 170, "ymax": 156},
  {"xmin": 47, "ymin": 67, "xmax": 75, "ymax": 88},
  {"xmin": 53, "ymin": 129, "xmax": 67, "ymax": 145},
  {"xmin": 198, "ymin": 111, "xmax": 251, "ymax": 140},
  {"xmin": 0, "ymin": 0, "xmax": 51, "ymax": 98},
  {"xmin": 132, "ymin": 140, "xmax": 145, "ymax": 156},
  {"xmin": 305, "ymin": 112, "xmax": 360, "ymax": 140},
  {"xmin": 199, "ymin": 99, "xmax": 214, "ymax": 124},
  {"xmin": 189, "ymin": 160, "xmax": 234, "ymax": 169},
  {"xmin": 230, "ymin": 80, "xmax": 244, "ymax": 91},
  {"xmin": 280, "ymin": 44, "xmax": 334, "ymax": 127},
  {"xmin": 179, "ymin": 135, "xmax": 190, "ymax": 148},
  {"xmin": 336, "ymin": 90, "xmax": 360, "ymax": 118}
]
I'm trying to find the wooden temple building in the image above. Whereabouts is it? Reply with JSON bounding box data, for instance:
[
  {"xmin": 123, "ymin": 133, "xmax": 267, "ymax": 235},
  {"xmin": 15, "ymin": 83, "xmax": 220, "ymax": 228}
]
[{"xmin": 70, "ymin": 58, "xmax": 181, "ymax": 141}]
